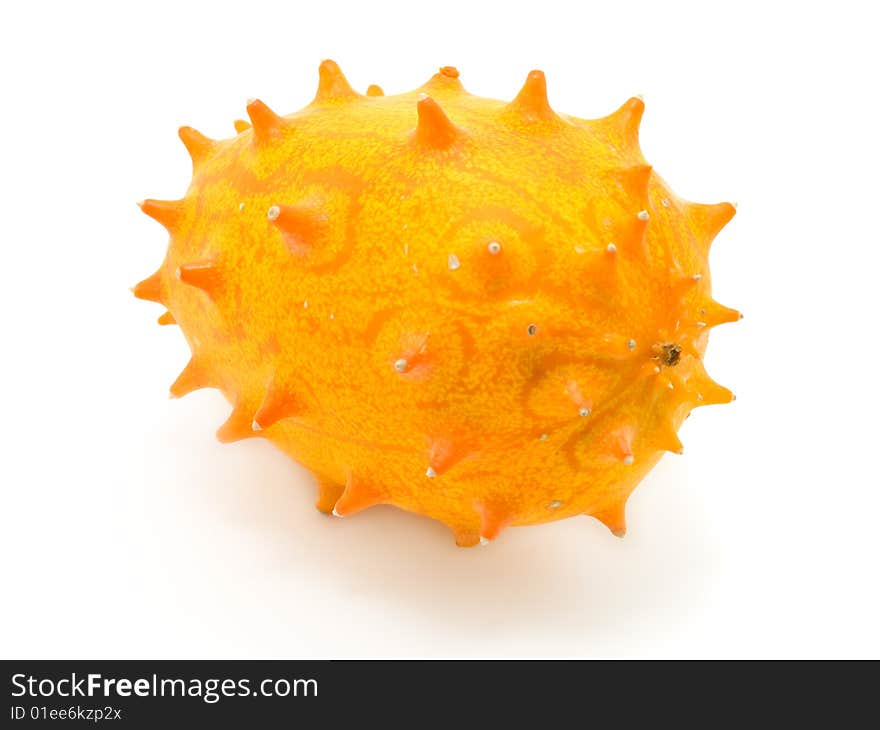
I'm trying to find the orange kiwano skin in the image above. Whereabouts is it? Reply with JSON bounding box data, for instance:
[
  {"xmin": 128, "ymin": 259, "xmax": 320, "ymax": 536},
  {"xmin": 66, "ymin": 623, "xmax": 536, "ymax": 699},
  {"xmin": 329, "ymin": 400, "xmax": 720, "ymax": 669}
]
[{"xmin": 134, "ymin": 61, "xmax": 739, "ymax": 547}]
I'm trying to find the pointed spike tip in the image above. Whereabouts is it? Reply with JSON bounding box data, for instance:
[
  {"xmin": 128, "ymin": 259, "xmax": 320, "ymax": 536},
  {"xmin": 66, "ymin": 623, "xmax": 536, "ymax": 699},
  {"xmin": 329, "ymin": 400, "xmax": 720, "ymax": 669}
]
[
  {"xmin": 477, "ymin": 502, "xmax": 513, "ymax": 542},
  {"xmin": 253, "ymin": 381, "xmax": 301, "ymax": 430},
  {"xmin": 591, "ymin": 502, "xmax": 627, "ymax": 538},
  {"xmin": 698, "ymin": 382, "xmax": 735, "ymax": 406},
  {"xmin": 602, "ymin": 96, "xmax": 645, "ymax": 148},
  {"xmin": 267, "ymin": 202, "xmax": 327, "ymax": 252},
  {"xmin": 315, "ymin": 478, "xmax": 345, "ymax": 514},
  {"xmin": 415, "ymin": 95, "xmax": 464, "ymax": 149},
  {"xmin": 246, "ymin": 99, "xmax": 284, "ymax": 143},
  {"xmin": 332, "ymin": 474, "xmax": 383, "ymax": 517},
  {"xmin": 314, "ymin": 59, "xmax": 359, "ymax": 103},
  {"xmin": 177, "ymin": 126, "xmax": 215, "ymax": 166},
  {"xmin": 655, "ymin": 420, "xmax": 684, "ymax": 455},
  {"xmin": 169, "ymin": 357, "xmax": 212, "ymax": 399},
  {"xmin": 426, "ymin": 433, "xmax": 474, "ymax": 477},
  {"xmin": 138, "ymin": 198, "xmax": 184, "ymax": 231},
  {"xmin": 131, "ymin": 270, "xmax": 163, "ymax": 304},
  {"xmin": 610, "ymin": 426, "xmax": 636, "ymax": 464},
  {"xmin": 703, "ymin": 300, "xmax": 742, "ymax": 327},
  {"xmin": 507, "ymin": 69, "xmax": 558, "ymax": 121},
  {"xmin": 216, "ymin": 405, "xmax": 258, "ymax": 443},
  {"xmin": 177, "ymin": 260, "xmax": 221, "ymax": 298},
  {"xmin": 686, "ymin": 201, "xmax": 737, "ymax": 252}
]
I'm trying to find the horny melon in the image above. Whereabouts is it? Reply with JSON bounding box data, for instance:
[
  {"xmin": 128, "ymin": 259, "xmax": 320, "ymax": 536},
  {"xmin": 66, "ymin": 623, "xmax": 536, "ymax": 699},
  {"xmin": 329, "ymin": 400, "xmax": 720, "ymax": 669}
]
[{"xmin": 134, "ymin": 61, "xmax": 739, "ymax": 546}]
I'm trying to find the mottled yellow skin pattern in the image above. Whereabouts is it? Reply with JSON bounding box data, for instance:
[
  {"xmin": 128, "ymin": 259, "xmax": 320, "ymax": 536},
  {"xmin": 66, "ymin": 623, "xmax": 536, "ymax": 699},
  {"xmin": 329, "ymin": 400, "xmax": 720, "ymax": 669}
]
[{"xmin": 135, "ymin": 62, "xmax": 739, "ymax": 546}]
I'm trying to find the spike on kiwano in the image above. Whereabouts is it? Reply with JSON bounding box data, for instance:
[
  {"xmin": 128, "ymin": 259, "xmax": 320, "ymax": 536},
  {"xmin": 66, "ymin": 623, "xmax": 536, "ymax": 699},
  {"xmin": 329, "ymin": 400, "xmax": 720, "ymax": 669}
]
[{"xmin": 134, "ymin": 61, "xmax": 740, "ymax": 547}]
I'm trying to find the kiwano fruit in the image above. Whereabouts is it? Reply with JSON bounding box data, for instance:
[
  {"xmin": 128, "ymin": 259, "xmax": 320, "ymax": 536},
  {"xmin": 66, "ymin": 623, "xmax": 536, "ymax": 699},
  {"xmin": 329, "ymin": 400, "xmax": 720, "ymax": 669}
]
[{"xmin": 134, "ymin": 61, "xmax": 739, "ymax": 547}]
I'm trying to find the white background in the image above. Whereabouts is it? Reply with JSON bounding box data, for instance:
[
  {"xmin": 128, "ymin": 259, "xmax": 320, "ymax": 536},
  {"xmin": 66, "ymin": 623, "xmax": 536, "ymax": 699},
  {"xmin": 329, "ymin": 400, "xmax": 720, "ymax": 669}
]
[{"xmin": 1, "ymin": 0, "xmax": 877, "ymax": 658}]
